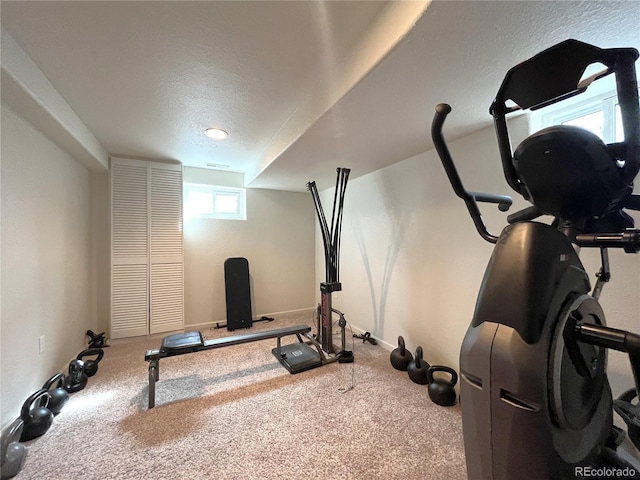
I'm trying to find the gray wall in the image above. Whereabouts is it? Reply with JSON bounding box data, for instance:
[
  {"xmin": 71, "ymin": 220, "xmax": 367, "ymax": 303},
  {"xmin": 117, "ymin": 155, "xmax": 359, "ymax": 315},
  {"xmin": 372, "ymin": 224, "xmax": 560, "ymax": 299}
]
[
  {"xmin": 183, "ymin": 167, "xmax": 315, "ymax": 327},
  {"xmin": 1, "ymin": 103, "xmax": 96, "ymax": 426},
  {"xmin": 319, "ymin": 115, "xmax": 640, "ymax": 398}
]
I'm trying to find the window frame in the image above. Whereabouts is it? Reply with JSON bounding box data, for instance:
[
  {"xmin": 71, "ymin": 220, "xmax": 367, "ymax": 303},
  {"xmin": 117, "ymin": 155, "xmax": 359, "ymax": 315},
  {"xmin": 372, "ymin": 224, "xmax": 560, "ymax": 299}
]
[
  {"xmin": 183, "ymin": 182, "xmax": 247, "ymax": 220},
  {"xmin": 534, "ymin": 90, "xmax": 620, "ymax": 143}
]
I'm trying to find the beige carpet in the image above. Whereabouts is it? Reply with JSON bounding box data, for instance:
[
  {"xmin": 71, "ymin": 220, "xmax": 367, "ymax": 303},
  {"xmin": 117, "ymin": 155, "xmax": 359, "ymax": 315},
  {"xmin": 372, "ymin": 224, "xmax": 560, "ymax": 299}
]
[{"xmin": 15, "ymin": 310, "xmax": 467, "ymax": 479}]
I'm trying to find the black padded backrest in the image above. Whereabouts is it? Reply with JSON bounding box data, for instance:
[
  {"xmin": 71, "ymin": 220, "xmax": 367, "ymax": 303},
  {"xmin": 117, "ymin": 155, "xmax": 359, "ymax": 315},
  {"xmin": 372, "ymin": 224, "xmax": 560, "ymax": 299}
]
[
  {"xmin": 513, "ymin": 126, "xmax": 630, "ymax": 221},
  {"xmin": 224, "ymin": 257, "xmax": 253, "ymax": 331}
]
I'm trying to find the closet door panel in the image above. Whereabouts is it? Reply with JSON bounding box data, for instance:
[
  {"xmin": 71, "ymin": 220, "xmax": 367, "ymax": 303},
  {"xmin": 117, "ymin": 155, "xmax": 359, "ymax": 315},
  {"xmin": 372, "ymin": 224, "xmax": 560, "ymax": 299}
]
[
  {"xmin": 112, "ymin": 161, "xmax": 148, "ymax": 259},
  {"xmin": 149, "ymin": 163, "xmax": 183, "ymax": 333},
  {"xmin": 110, "ymin": 158, "xmax": 149, "ymax": 339},
  {"xmin": 150, "ymin": 164, "xmax": 183, "ymax": 262},
  {"xmin": 110, "ymin": 158, "xmax": 183, "ymax": 338},
  {"xmin": 150, "ymin": 262, "xmax": 184, "ymax": 334},
  {"xmin": 111, "ymin": 263, "xmax": 149, "ymax": 338}
]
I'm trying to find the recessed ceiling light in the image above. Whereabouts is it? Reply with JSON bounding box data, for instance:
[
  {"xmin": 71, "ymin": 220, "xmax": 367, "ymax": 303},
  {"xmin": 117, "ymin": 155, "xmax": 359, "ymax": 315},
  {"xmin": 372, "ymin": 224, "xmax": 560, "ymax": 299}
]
[{"xmin": 205, "ymin": 128, "xmax": 228, "ymax": 140}]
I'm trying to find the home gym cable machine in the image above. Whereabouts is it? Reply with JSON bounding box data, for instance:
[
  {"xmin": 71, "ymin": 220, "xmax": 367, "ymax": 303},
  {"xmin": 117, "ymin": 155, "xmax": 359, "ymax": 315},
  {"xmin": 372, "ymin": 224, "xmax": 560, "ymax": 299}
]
[
  {"xmin": 274, "ymin": 168, "xmax": 354, "ymax": 372},
  {"xmin": 308, "ymin": 168, "xmax": 352, "ymax": 358},
  {"xmin": 431, "ymin": 39, "xmax": 640, "ymax": 479}
]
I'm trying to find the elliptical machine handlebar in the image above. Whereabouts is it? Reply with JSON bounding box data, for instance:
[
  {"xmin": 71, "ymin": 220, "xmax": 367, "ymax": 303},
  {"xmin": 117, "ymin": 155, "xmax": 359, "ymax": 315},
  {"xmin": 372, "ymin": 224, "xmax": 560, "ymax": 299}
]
[
  {"xmin": 431, "ymin": 103, "xmax": 513, "ymax": 244},
  {"xmin": 432, "ymin": 103, "xmax": 640, "ymax": 249}
]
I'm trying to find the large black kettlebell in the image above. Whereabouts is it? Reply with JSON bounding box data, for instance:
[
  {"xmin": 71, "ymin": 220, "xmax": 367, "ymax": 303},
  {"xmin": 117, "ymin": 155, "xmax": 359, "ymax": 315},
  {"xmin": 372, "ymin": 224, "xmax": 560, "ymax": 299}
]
[
  {"xmin": 42, "ymin": 373, "xmax": 69, "ymax": 415},
  {"xmin": 1, "ymin": 418, "xmax": 27, "ymax": 480},
  {"xmin": 390, "ymin": 336, "xmax": 413, "ymax": 371},
  {"xmin": 407, "ymin": 346, "xmax": 431, "ymax": 385},
  {"xmin": 76, "ymin": 348, "xmax": 104, "ymax": 377},
  {"xmin": 427, "ymin": 365, "xmax": 458, "ymax": 407},
  {"xmin": 19, "ymin": 390, "xmax": 54, "ymax": 441},
  {"xmin": 63, "ymin": 359, "xmax": 88, "ymax": 393}
]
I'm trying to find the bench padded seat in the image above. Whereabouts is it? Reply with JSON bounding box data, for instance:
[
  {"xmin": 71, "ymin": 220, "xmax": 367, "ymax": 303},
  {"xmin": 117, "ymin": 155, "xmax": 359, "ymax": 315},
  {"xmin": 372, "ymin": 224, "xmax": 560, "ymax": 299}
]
[{"xmin": 161, "ymin": 331, "xmax": 204, "ymax": 352}]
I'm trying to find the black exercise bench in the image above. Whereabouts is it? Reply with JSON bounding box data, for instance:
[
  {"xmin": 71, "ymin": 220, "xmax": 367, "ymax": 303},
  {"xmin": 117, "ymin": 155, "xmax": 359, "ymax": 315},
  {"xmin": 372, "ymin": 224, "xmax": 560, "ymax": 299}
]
[{"xmin": 144, "ymin": 325, "xmax": 316, "ymax": 408}]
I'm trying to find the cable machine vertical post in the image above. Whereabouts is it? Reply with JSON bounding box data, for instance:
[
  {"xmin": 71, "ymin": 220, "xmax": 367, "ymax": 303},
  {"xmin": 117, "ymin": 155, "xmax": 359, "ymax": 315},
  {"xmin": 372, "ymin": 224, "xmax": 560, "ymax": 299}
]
[
  {"xmin": 307, "ymin": 168, "xmax": 350, "ymax": 355},
  {"xmin": 320, "ymin": 282, "xmax": 341, "ymax": 353}
]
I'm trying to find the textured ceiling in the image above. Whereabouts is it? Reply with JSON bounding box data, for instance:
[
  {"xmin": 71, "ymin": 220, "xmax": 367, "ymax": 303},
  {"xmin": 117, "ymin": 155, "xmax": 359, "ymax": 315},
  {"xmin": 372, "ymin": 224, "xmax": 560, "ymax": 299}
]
[{"xmin": 2, "ymin": 1, "xmax": 639, "ymax": 191}]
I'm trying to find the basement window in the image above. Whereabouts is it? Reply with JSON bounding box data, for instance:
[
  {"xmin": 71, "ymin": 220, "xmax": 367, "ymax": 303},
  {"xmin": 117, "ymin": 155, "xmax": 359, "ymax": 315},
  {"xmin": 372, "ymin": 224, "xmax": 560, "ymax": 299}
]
[
  {"xmin": 536, "ymin": 91, "xmax": 623, "ymax": 143},
  {"xmin": 184, "ymin": 183, "xmax": 246, "ymax": 220}
]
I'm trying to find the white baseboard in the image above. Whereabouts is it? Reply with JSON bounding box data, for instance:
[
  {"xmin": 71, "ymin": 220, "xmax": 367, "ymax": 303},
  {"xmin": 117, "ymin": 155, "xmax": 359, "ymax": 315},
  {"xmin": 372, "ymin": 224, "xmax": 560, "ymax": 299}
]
[{"xmin": 187, "ymin": 307, "xmax": 316, "ymax": 330}]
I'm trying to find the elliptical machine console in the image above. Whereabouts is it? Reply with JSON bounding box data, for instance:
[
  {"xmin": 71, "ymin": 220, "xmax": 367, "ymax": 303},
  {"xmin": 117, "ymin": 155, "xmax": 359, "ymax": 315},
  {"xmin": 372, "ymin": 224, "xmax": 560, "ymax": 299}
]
[{"xmin": 431, "ymin": 39, "xmax": 640, "ymax": 479}]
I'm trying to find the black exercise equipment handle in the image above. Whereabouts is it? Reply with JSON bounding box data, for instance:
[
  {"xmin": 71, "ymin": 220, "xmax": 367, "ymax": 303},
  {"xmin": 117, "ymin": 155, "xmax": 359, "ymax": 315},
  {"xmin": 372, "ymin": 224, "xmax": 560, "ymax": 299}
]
[
  {"xmin": 307, "ymin": 180, "xmax": 334, "ymax": 282},
  {"xmin": 575, "ymin": 323, "xmax": 640, "ymax": 399},
  {"xmin": 575, "ymin": 230, "xmax": 640, "ymax": 253},
  {"xmin": 306, "ymin": 168, "xmax": 350, "ymax": 283},
  {"xmin": 431, "ymin": 103, "xmax": 513, "ymax": 244},
  {"xmin": 506, "ymin": 205, "xmax": 545, "ymax": 224},
  {"xmin": 614, "ymin": 51, "xmax": 640, "ymax": 181}
]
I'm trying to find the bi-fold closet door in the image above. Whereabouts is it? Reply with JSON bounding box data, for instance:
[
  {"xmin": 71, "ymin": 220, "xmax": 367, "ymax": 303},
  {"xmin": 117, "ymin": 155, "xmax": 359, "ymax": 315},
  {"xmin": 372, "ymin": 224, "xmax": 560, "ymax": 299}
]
[{"xmin": 110, "ymin": 157, "xmax": 184, "ymax": 339}]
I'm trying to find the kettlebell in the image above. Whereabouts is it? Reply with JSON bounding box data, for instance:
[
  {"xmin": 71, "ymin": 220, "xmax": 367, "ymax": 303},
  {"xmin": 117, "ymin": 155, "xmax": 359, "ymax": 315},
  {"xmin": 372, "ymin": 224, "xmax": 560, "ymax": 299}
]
[
  {"xmin": 63, "ymin": 359, "xmax": 88, "ymax": 393},
  {"xmin": 42, "ymin": 373, "xmax": 69, "ymax": 415},
  {"xmin": 76, "ymin": 348, "xmax": 104, "ymax": 377},
  {"xmin": 407, "ymin": 346, "xmax": 431, "ymax": 385},
  {"xmin": 19, "ymin": 390, "xmax": 54, "ymax": 441},
  {"xmin": 390, "ymin": 336, "xmax": 413, "ymax": 371},
  {"xmin": 427, "ymin": 365, "xmax": 458, "ymax": 407},
  {"xmin": 1, "ymin": 418, "xmax": 27, "ymax": 480}
]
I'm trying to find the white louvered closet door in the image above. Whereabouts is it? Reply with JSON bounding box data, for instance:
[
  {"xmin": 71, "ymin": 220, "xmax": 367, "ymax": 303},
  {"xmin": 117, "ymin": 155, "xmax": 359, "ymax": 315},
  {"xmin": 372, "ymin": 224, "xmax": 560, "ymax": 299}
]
[
  {"xmin": 149, "ymin": 163, "xmax": 183, "ymax": 334},
  {"xmin": 111, "ymin": 158, "xmax": 149, "ymax": 338},
  {"xmin": 110, "ymin": 158, "xmax": 184, "ymax": 339}
]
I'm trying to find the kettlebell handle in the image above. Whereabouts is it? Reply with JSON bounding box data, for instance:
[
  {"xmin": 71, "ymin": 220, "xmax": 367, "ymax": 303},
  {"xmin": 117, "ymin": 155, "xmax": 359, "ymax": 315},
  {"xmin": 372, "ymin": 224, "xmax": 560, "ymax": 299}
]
[
  {"xmin": 42, "ymin": 372, "xmax": 65, "ymax": 390},
  {"xmin": 427, "ymin": 365, "xmax": 458, "ymax": 387},
  {"xmin": 77, "ymin": 348, "xmax": 104, "ymax": 363},
  {"xmin": 68, "ymin": 359, "xmax": 86, "ymax": 381},
  {"xmin": 20, "ymin": 389, "xmax": 50, "ymax": 420},
  {"xmin": 398, "ymin": 336, "xmax": 406, "ymax": 355},
  {"xmin": 414, "ymin": 346, "xmax": 424, "ymax": 368}
]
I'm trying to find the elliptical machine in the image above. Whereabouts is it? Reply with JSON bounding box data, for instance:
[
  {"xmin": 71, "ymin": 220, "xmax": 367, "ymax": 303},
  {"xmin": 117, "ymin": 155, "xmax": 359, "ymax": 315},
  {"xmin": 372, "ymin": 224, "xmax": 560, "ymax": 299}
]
[{"xmin": 431, "ymin": 40, "xmax": 640, "ymax": 479}]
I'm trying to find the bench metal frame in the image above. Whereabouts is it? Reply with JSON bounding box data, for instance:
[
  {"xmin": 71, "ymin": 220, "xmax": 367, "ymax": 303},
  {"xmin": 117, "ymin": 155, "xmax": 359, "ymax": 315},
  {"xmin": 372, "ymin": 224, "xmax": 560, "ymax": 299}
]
[{"xmin": 144, "ymin": 325, "xmax": 315, "ymax": 408}]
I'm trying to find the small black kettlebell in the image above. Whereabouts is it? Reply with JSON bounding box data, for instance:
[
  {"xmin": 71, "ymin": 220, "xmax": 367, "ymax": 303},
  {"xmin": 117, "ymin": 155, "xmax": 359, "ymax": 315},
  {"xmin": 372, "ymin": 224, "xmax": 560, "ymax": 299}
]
[
  {"xmin": 427, "ymin": 365, "xmax": 458, "ymax": 407},
  {"xmin": 390, "ymin": 336, "xmax": 413, "ymax": 371},
  {"xmin": 76, "ymin": 348, "xmax": 104, "ymax": 377},
  {"xmin": 63, "ymin": 359, "xmax": 88, "ymax": 393},
  {"xmin": 42, "ymin": 373, "xmax": 69, "ymax": 415},
  {"xmin": 407, "ymin": 346, "xmax": 431, "ymax": 385},
  {"xmin": 19, "ymin": 390, "xmax": 54, "ymax": 441},
  {"xmin": 1, "ymin": 418, "xmax": 27, "ymax": 479}
]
